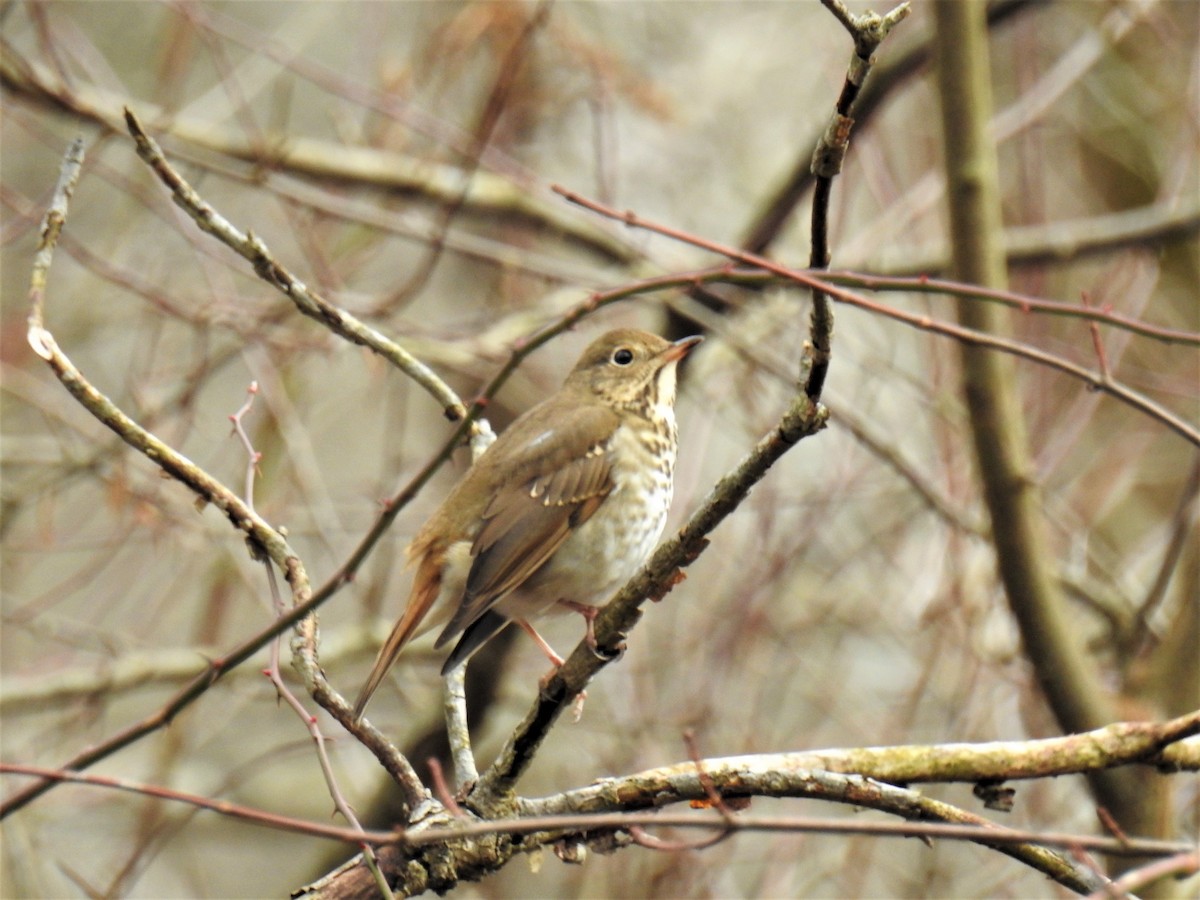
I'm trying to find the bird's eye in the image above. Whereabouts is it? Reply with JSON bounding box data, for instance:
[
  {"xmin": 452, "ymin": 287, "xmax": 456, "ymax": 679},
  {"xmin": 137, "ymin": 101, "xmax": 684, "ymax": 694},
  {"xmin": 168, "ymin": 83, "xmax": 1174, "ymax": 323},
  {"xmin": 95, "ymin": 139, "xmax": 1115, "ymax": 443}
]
[{"xmin": 611, "ymin": 347, "xmax": 634, "ymax": 366}]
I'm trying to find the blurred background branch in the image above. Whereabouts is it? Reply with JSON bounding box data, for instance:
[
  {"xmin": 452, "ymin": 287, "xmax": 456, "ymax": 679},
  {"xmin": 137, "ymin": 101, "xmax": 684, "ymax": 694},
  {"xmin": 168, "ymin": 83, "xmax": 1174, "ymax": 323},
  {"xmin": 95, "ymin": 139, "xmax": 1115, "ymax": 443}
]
[{"xmin": 2, "ymin": 1, "xmax": 1196, "ymax": 897}]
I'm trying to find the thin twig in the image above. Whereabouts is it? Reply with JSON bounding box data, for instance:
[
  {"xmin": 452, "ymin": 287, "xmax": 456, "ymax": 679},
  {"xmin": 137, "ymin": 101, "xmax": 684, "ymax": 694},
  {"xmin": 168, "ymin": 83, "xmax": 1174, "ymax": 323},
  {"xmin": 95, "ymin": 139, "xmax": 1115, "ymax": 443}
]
[
  {"xmin": 626, "ymin": 730, "xmax": 739, "ymax": 853},
  {"xmin": 1086, "ymin": 850, "xmax": 1199, "ymax": 899},
  {"xmin": 231, "ymin": 385, "xmax": 393, "ymax": 898},
  {"xmin": 821, "ymin": 268, "xmax": 1200, "ymax": 346},
  {"xmin": 426, "ymin": 758, "xmax": 465, "ymax": 818},
  {"xmin": 7, "ymin": 137, "xmax": 303, "ymax": 817},
  {"xmin": 379, "ymin": 2, "xmax": 552, "ymax": 311},
  {"xmin": 122, "ymin": 108, "xmax": 470, "ymax": 426},
  {"xmin": 804, "ymin": 0, "xmax": 911, "ymax": 397},
  {"xmin": 25, "ymin": 136, "xmax": 85, "ymax": 336},
  {"xmin": 554, "ymin": 188, "xmax": 1200, "ymax": 447},
  {"xmin": 3, "ymin": 761, "xmax": 1191, "ymax": 862},
  {"xmin": 628, "ymin": 823, "xmax": 729, "ymax": 853},
  {"xmin": 8, "ymin": 757, "xmax": 1120, "ymax": 894},
  {"xmin": 1079, "ymin": 291, "xmax": 1112, "ymax": 382},
  {"xmin": 1128, "ymin": 455, "xmax": 1200, "ymax": 652},
  {"xmin": 228, "ymin": 382, "xmax": 263, "ymax": 513}
]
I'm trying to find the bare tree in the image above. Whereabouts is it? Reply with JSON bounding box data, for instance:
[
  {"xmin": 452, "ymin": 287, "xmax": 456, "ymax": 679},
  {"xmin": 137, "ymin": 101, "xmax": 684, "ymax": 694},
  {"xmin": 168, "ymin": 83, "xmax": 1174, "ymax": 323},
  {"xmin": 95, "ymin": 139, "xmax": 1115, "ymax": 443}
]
[{"xmin": 2, "ymin": 1, "xmax": 1196, "ymax": 897}]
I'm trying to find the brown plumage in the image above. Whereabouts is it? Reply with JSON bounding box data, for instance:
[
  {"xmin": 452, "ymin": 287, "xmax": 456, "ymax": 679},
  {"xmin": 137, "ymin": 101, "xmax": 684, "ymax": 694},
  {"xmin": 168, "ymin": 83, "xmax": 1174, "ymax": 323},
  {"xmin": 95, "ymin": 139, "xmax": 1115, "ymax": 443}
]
[{"xmin": 353, "ymin": 329, "xmax": 701, "ymax": 717}]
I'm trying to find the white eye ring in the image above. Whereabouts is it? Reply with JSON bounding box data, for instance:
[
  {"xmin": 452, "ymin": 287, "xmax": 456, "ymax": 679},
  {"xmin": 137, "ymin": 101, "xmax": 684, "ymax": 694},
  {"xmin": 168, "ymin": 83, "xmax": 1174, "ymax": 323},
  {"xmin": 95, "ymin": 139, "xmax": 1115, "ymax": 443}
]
[{"xmin": 611, "ymin": 347, "xmax": 634, "ymax": 366}]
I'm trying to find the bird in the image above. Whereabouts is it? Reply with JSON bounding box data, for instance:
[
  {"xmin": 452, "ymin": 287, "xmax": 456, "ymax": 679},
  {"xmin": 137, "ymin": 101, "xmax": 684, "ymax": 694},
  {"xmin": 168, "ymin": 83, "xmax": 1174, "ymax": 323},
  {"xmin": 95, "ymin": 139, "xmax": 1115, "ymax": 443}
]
[{"xmin": 353, "ymin": 328, "xmax": 702, "ymax": 717}]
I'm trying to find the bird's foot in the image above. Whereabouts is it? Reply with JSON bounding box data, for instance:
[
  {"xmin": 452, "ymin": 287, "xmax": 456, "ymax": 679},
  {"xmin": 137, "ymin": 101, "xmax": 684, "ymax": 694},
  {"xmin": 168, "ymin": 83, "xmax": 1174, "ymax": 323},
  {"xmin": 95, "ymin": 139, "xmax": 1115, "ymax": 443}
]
[
  {"xmin": 557, "ymin": 599, "xmax": 599, "ymax": 650},
  {"xmin": 569, "ymin": 690, "xmax": 587, "ymax": 722}
]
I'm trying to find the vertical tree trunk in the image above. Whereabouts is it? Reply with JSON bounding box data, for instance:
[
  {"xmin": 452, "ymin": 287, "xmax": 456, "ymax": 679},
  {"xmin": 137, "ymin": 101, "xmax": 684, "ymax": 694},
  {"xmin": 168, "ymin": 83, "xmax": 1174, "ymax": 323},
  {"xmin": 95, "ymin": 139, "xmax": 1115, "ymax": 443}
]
[{"xmin": 932, "ymin": 0, "xmax": 1171, "ymax": 884}]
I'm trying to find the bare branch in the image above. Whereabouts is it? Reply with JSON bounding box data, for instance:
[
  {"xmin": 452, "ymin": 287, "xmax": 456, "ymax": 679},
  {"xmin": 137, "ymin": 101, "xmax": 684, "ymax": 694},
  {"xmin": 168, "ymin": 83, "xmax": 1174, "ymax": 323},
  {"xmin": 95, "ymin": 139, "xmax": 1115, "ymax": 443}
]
[
  {"xmin": 10, "ymin": 137, "xmax": 307, "ymax": 817},
  {"xmin": 555, "ymin": 189, "xmax": 1200, "ymax": 446},
  {"xmin": 805, "ymin": 0, "xmax": 910, "ymax": 397},
  {"xmin": 122, "ymin": 108, "xmax": 470, "ymax": 426}
]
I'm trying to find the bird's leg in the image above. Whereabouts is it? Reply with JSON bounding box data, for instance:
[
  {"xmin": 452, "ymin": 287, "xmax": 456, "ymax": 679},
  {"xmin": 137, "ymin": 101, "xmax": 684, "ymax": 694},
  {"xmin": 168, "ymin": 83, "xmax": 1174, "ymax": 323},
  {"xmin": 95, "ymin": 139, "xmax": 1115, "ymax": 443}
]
[
  {"xmin": 516, "ymin": 618, "xmax": 588, "ymax": 722},
  {"xmin": 516, "ymin": 618, "xmax": 565, "ymax": 667},
  {"xmin": 556, "ymin": 599, "xmax": 600, "ymax": 651}
]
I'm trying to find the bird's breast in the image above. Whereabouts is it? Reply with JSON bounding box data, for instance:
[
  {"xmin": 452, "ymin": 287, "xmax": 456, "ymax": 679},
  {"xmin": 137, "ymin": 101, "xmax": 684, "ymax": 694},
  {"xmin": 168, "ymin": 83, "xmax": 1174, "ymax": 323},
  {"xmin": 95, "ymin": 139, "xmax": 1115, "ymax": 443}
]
[{"xmin": 518, "ymin": 414, "xmax": 678, "ymax": 610}]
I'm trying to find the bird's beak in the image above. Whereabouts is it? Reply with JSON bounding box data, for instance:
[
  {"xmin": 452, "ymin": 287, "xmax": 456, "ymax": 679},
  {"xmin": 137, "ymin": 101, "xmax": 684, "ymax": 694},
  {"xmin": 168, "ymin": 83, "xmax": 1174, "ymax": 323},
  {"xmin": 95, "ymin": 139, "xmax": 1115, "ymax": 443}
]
[{"xmin": 661, "ymin": 335, "xmax": 703, "ymax": 363}]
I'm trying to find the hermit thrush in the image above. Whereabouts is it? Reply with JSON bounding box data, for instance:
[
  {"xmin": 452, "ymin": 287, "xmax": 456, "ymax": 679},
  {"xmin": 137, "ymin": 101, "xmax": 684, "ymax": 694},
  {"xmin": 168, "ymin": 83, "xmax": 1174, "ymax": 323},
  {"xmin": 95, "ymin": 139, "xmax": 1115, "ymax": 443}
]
[{"xmin": 353, "ymin": 329, "xmax": 701, "ymax": 717}]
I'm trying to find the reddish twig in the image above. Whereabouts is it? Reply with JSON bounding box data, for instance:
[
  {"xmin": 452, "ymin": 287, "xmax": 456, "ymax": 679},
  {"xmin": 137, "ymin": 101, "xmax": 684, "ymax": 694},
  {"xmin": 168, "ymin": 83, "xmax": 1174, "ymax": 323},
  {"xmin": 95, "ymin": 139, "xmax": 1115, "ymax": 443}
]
[
  {"xmin": 3, "ymin": 760, "xmax": 1189, "ymax": 862},
  {"xmin": 1079, "ymin": 291, "xmax": 1112, "ymax": 382},
  {"xmin": 626, "ymin": 730, "xmax": 740, "ymax": 853},
  {"xmin": 1086, "ymin": 850, "xmax": 1200, "ymax": 899},
  {"xmin": 228, "ymin": 384, "xmax": 388, "ymax": 893},
  {"xmin": 228, "ymin": 382, "xmax": 264, "ymax": 512},
  {"xmin": 426, "ymin": 758, "xmax": 465, "ymax": 818},
  {"xmin": 553, "ymin": 186, "xmax": 1199, "ymax": 447}
]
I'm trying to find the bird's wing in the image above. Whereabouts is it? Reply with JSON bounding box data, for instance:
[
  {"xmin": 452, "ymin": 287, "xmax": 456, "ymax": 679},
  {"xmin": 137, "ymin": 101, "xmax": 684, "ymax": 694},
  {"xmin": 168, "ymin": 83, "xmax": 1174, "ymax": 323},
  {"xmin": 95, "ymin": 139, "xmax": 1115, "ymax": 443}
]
[{"xmin": 433, "ymin": 410, "xmax": 617, "ymax": 648}]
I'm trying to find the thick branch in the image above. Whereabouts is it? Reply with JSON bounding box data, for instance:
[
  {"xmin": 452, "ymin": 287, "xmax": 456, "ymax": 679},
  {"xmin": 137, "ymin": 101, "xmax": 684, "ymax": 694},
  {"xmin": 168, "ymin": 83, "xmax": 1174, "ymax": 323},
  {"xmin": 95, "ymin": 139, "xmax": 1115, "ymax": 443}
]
[
  {"xmin": 525, "ymin": 711, "xmax": 1200, "ymax": 811},
  {"xmin": 0, "ymin": 49, "xmax": 635, "ymax": 265}
]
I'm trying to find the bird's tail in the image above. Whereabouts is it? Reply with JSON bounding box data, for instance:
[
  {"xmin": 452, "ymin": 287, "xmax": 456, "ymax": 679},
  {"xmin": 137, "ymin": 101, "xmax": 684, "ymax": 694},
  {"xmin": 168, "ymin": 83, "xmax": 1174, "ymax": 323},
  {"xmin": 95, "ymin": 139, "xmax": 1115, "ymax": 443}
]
[{"xmin": 352, "ymin": 549, "xmax": 443, "ymax": 718}]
